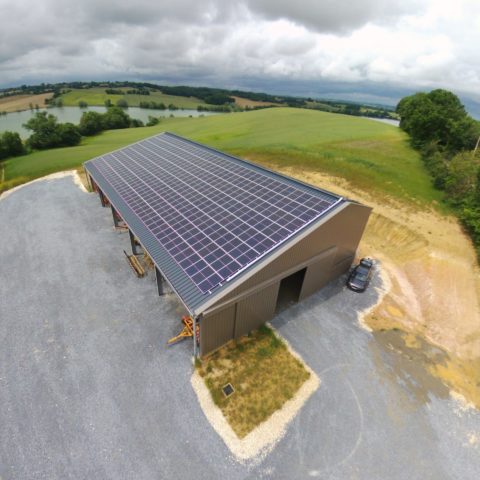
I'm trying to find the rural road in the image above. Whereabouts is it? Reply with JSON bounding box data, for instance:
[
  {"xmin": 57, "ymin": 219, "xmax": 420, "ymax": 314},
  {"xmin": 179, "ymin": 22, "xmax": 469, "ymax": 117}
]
[{"xmin": 0, "ymin": 174, "xmax": 479, "ymax": 479}]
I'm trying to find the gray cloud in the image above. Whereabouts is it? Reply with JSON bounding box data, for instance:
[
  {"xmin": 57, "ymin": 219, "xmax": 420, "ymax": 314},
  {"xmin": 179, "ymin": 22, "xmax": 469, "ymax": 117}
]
[
  {"xmin": 0, "ymin": 0, "xmax": 479, "ymax": 111},
  {"xmin": 245, "ymin": 0, "xmax": 427, "ymax": 33}
]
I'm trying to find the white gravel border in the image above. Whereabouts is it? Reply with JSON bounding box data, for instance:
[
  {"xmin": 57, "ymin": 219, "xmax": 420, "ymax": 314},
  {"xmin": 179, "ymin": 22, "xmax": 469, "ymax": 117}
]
[{"xmin": 191, "ymin": 325, "xmax": 320, "ymax": 463}]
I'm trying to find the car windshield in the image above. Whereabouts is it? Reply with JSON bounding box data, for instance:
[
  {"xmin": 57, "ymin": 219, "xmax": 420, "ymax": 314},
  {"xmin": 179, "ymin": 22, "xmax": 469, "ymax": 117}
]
[
  {"xmin": 355, "ymin": 273, "xmax": 368, "ymax": 281},
  {"xmin": 357, "ymin": 266, "xmax": 370, "ymax": 275}
]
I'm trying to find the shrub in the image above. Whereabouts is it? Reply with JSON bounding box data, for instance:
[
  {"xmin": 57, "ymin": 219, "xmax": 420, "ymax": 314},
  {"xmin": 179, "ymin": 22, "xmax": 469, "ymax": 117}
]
[
  {"xmin": 116, "ymin": 98, "xmax": 128, "ymax": 108},
  {"xmin": 129, "ymin": 118, "xmax": 144, "ymax": 128},
  {"xmin": 56, "ymin": 123, "xmax": 81, "ymax": 146},
  {"xmin": 102, "ymin": 106, "xmax": 131, "ymax": 129},
  {"xmin": 146, "ymin": 116, "xmax": 160, "ymax": 126},
  {"xmin": 79, "ymin": 111, "xmax": 104, "ymax": 136},
  {"xmin": 0, "ymin": 131, "xmax": 25, "ymax": 159}
]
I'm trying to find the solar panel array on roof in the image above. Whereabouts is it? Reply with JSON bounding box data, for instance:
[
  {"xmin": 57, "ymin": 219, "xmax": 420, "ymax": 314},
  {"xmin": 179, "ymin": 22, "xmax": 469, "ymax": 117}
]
[{"xmin": 88, "ymin": 133, "xmax": 341, "ymax": 294}]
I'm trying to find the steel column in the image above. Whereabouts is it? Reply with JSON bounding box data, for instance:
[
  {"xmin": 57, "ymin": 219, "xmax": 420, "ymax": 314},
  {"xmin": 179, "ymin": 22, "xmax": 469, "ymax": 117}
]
[
  {"xmin": 155, "ymin": 266, "xmax": 164, "ymax": 296},
  {"xmin": 129, "ymin": 230, "xmax": 140, "ymax": 255},
  {"xmin": 99, "ymin": 189, "xmax": 107, "ymax": 207},
  {"xmin": 111, "ymin": 205, "xmax": 120, "ymax": 228},
  {"xmin": 193, "ymin": 316, "xmax": 197, "ymax": 358}
]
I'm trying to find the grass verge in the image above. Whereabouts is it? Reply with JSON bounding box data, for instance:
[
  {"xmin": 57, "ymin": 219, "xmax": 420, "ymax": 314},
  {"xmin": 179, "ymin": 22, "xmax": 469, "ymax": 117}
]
[{"xmin": 196, "ymin": 325, "xmax": 310, "ymax": 439}]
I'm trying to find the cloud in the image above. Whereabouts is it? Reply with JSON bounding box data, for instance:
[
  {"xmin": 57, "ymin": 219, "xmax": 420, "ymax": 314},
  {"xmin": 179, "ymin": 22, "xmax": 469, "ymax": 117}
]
[
  {"xmin": 0, "ymin": 0, "xmax": 479, "ymax": 109},
  {"xmin": 244, "ymin": 0, "xmax": 428, "ymax": 34}
]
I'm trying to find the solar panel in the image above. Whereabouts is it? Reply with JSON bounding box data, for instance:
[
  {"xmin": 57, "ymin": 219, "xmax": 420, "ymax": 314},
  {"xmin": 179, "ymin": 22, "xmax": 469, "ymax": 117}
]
[{"xmin": 90, "ymin": 133, "xmax": 341, "ymax": 294}]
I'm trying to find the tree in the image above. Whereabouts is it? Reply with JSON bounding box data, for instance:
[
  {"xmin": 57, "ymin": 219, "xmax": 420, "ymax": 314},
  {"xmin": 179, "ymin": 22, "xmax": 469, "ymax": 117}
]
[
  {"xmin": 146, "ymin": 116, "xmax": 159, "ymax": 126},
  {"xmin": 204, "ymin": 93, "xmax": 234, "ymax": 105},
  {"xmin": 78, "ymin": 100, "xmax": 88, "ymax": 108},
  {"xmin": 23, "ymin": 112, "xmax": 81, "ymax": 149},
  {"xmin": 104, "ymin": 99, "xmax": 112, "ymax": 108},
  {"xmin": 445, "ymin": 151, "xmax": 480, "ymax": 203},
  {"xmin": 24, "ymin": 112, "xmax": 61, "ymax": 149},
  {"xmin": 0, "ymin": 131, "xmax": 25, "ymax": 159},
  {"xmin": 129, "ymin": 118, "xmax": 144, "ymax": 128},
  {"xmin": 116, "ymin": 98, "xmax": 128, "ymax": 108},
  {"xmin": 102, "ymin": 107, "xmax": 131, "ymax": 130},
  {"xmin": 79, "ymin": 111, "xmax": 104, "ymax": 136},
  {"xmin": 396, "ymin": 89, "xmax": 478, "ymax": 153},
  {"xmin": 57, "ymin": 123, "xmax": 81, "ymax": 146}
]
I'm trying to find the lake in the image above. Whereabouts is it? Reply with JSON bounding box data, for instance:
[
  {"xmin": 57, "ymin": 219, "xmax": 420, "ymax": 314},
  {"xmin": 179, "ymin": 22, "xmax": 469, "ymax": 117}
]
[
  {"xmin": 365, "ymin": 117, "xmax": 400, "ymax": 127},
  {"xmin": 0, "ymin": 106, "xmax": 219, "ymax": 137}
]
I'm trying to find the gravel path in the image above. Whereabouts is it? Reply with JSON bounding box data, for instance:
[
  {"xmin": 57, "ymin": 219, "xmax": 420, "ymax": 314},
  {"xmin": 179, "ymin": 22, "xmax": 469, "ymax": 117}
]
[{"xmin": 1, "ymin": 174, "xmax": 479, "ymax": 480}]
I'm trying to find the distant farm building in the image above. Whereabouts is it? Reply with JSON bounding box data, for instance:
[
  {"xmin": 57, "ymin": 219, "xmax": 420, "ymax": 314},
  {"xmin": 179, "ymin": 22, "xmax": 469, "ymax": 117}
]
[{"xmin": 84, "ymin": 132, "xmax": 371, "ymax": 356}]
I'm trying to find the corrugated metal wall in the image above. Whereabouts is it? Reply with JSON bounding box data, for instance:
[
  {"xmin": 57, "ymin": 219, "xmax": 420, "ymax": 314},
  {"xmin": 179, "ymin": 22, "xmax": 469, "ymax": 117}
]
[
  {"xmin": 200, "ymin": 304, "xmax": 235, "ymax": 355},
  {"xmin": 299, "ymin": 249, "xmax": 337, "ymax": 300},
  {"xmin": 234, "ymin": 283, "xmax": 279, "ymax": 338}
]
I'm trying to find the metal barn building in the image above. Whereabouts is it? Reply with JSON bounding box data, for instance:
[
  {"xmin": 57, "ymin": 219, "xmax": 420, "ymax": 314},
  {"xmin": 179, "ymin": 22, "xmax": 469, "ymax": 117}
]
[{"xmin": 84, "ymin": 132, "xmax": 371, "ymax": 356}]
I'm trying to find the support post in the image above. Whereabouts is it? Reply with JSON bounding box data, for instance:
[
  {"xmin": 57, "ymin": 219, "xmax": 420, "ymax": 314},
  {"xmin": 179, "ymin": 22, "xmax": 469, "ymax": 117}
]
[
  {"xmin": 155, "ymin": 266, "xmax": 164, "ymax": 296},
  {"xmin": 111, "ymin": 205, "xmax": 119, "ymax": 228},
  {"xmin": 129, "ymin": 229, "xmax": 140, "ymax": 255},
  {"xmin": 99, "ymin": 189, "xmax": 107, "ymax": 207},
  {"xmin": 193, "ymin": 316, "xmax": 198, "ymax": 358}
]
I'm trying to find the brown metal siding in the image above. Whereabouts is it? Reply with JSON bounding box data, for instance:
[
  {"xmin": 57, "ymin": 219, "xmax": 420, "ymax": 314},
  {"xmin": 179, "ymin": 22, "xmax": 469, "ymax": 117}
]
[
  {"xmin": 234, "ymin": 283, "xmax": 279, "ymax": 338},
  {"xmin": 215, "ymin": 202, "xmax": 371, "ymax": 305},
  {"xmin": 300, "ymin": 249, "xmax": 337, "ymax": 300},
  {"xmin": 200, "ymin": 304, "xmax": 235, "ymax": 356}
]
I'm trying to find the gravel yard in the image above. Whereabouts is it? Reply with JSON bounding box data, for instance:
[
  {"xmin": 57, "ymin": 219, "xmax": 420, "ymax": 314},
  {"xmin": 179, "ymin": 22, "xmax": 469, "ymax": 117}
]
[{"xmin": 0, "ymin": 173, "xmax": 479, "ymax": 480}]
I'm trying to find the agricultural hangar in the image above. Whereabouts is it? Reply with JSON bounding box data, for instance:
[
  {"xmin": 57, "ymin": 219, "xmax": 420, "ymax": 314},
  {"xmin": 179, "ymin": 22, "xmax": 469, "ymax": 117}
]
[{"xmin": 84, "ymin": 132, "xmax": 371, "ymax": 356}]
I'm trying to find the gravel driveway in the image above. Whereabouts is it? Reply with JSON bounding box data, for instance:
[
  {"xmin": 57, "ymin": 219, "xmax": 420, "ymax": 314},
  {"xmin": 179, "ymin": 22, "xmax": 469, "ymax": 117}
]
[{"xmin": 1, "ymin": 174, "xmax": 479, "ymax": 480}]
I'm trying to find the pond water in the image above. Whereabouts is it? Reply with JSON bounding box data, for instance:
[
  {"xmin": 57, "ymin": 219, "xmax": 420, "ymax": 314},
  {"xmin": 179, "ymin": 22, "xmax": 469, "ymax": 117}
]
[
  {"xmin": 364, "ymin": 117, "xmax": 400, "ymax": 127},
  {"xmin": 0, "ymin": 106, "xmax": 219, "ymax": 138}
]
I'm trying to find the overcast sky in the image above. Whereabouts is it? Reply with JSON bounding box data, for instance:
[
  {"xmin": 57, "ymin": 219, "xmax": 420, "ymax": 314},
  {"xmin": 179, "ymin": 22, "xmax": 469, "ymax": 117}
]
[{"xmin": 1, "ymin": 0, "xmax": 479, "ymax": 110}]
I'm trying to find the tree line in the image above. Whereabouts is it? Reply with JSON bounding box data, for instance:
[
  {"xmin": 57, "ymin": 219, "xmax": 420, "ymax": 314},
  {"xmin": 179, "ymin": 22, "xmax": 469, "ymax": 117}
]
[
  {"xmin": 396, "ymin": 89, "xmax": 480, "ymax": 254},
  {"xmin": 0, "ymin": 107, "xmax": 159, "ymax": 172}
]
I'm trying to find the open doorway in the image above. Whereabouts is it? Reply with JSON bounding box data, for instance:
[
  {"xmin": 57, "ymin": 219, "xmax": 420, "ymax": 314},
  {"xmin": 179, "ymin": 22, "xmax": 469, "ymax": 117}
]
[{"xmin": 275, "ymin": 267, "xmax": 307, "ymax": 313}]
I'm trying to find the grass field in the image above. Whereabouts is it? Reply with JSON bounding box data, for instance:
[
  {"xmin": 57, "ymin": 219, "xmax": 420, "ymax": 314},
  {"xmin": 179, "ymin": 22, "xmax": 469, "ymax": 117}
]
[
  {"xmin": 60, "ymin": 87, "xmax": 205, "ymax": 109},
  {"xmin": 2, "ymin": 108, "xmax": 442, "ymax": 206}
]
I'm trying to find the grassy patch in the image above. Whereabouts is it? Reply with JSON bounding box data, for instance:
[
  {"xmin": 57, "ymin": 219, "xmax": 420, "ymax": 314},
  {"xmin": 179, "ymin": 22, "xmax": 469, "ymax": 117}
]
[
  {"xmin": 3, "ymin": 108, "xmax": 443, "ymax": 208},
  {"xmin": 60, "ymin": 87, "xmax": 205, "ymax": 109},
  {"xmin": 197, "ymin": 325, "xmax": 310, "ymax": 438}
]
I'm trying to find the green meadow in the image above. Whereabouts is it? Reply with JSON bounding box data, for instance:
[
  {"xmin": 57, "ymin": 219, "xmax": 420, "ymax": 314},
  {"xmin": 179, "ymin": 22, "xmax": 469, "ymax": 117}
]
[{"xmin": 2, "ymin": 108, "xmax": 442, "ymax": 205}]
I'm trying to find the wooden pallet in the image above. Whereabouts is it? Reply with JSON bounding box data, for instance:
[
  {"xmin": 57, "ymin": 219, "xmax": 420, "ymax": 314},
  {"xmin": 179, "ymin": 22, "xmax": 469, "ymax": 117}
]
[{"xmin": 123, "ymin": 250, "xmax": 146, "ymax": 277}]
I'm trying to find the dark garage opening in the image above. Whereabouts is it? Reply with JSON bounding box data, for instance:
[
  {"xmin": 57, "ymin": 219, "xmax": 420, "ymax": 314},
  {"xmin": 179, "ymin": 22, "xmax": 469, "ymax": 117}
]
[{"xmin": 276, "ymin": 267, "xmax": 307, "ymax": 312}]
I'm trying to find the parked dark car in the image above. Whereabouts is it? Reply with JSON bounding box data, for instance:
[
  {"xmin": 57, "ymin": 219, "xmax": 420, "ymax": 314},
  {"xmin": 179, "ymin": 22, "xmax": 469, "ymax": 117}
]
[{"xmin": 347, "ymin": 258, "xmax": 374, "ymax": 292}]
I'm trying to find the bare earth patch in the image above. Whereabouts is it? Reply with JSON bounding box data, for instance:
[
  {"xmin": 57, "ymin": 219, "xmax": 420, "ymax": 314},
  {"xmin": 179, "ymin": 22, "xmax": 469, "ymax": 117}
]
[
  {"xmin": 266, "ymin": 165, "xmax": 480, "ymax": 409},
  {"xmin": 0, "ymin": 93, "xmax": 53, "ymax": 112},
  {"xmin": 192, "ymin": 325, "xmax": 319, "ymax": 461}
]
